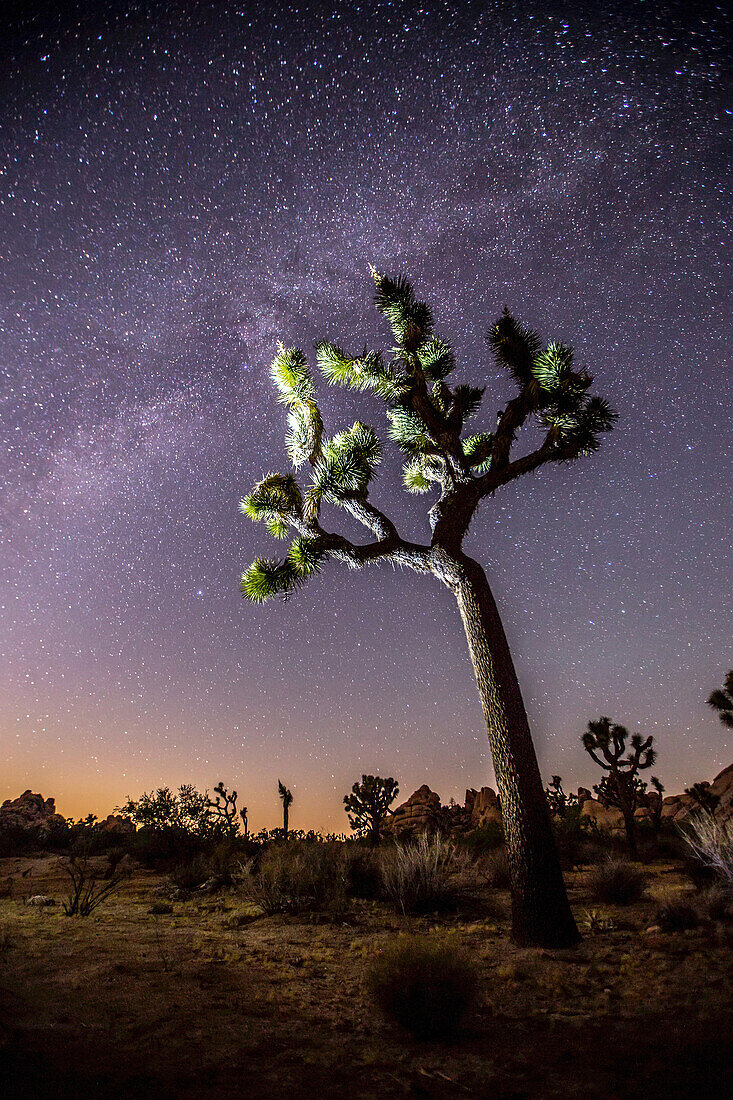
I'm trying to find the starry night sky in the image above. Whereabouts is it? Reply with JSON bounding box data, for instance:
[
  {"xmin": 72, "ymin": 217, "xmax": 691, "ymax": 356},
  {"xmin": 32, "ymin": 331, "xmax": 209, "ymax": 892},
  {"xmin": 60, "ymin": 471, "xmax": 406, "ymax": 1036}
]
[{"xmin": 1, "ymin": 1, "xmax": 731, "ymax": 830}]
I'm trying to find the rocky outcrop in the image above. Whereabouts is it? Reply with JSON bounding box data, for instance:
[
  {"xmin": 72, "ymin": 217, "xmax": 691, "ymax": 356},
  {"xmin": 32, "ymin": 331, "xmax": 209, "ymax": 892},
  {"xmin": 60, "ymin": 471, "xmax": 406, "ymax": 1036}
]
[
  {"xmin": 385, "ymin": 785, "xmax": 443, "ymax": 837},
  {"xmin": 0, "ymin": 791, "xmax": 66, "ymax": 836},
  {"xmin": 99, "ymin": 814, "xmax": 135, "ymax": 835},
  {"xmin": 467, "ymin": 786, "xmax": 501, "ymax": 828}
]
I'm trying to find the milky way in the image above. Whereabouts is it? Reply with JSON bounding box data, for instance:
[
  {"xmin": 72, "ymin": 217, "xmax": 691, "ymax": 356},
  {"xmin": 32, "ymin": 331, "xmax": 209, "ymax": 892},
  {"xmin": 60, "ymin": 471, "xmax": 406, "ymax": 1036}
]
[{"xmin": 1, "ymin": 1, "xmax": 730, "ymax": 829}]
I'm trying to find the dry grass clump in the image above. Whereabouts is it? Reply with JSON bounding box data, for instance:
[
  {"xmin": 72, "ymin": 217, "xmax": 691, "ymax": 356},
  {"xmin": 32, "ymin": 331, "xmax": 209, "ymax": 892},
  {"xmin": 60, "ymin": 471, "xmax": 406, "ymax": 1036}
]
[
  {"xmin": 653, "ymin": 899, "xmax": 699, "ymax": 933},
  {"xmin": 238, "ymin": 841, "xmax": 347, "ymax": 915},
  {"xmin": 367, "ymin": 935, "xmax": 478, "ymax": 1040},
  {"xmin": 588, "ymin": 859, "xmax": 646, "ymax": 905},
  {"xmin": 380, "ymin": 834, "xmax": 470, "ymax": 914},
  {"xmin": 682, "ymin": 813, "xmax": 733, "ymax": 888},
  {"xmin": 477, "ymin": 848, "xmax": 511, "ymax": 889}
]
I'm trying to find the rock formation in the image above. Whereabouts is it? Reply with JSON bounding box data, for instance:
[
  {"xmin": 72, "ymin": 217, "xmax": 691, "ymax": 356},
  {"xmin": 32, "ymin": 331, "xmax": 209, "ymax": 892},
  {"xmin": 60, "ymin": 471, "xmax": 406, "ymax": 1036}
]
[{"xmin": 0, "ymin": 791, "xmax": 67, "ymax": 836}]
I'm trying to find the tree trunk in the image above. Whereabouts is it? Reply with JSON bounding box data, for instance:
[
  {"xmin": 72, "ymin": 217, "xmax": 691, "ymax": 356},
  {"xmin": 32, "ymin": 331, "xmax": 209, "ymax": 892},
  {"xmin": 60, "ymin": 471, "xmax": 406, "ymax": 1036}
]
[
  {"xmin": 449, "ymin": 553, "xmax": 579, "ymax": 947},
  {"xmin": 283, "ymin": 805, "xmax": 289, "ymax": 840},
  {"xmin": 621, "ymin": 804, "xmax": 638, "ymax": 859}
]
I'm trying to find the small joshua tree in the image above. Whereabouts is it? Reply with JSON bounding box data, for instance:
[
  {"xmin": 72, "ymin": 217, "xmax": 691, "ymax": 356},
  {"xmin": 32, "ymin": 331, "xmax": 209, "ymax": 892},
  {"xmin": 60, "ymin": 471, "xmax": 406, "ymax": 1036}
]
[
  {"xmin": 344, "ymin": 774, "xmax": 399, "ymax": 843},
  {"xmin": 278, "ymin": 780, "xmax": 293, "ymax": 840},
  {"xmin": 685, "ymin": 781, "xmax": 720, "ymax": 817},
  {"xmin": 544, "ymin": 776, "xmax": 578, "ymax": 819},
  {"xmin": 239, "ymin": 272, "xmax": 618, "ymax": 946},
  {"xmin": 582, "ymin": 717, "xmax": 659, "ymax": 857},
  {"xmin": 707, "ymin": 671, "xmax": 733, "ymax": 728},
  {"xmin": 205, "ymin": 782, "xmax": 244, "ymax": 839}
]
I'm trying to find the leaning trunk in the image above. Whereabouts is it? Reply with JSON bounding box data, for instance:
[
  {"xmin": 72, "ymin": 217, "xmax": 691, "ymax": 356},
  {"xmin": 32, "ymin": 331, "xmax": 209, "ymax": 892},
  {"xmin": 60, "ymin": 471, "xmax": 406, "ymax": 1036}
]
[{"xmin": 450, "ymin": 554, "xmax": 579, "ymax": 947}]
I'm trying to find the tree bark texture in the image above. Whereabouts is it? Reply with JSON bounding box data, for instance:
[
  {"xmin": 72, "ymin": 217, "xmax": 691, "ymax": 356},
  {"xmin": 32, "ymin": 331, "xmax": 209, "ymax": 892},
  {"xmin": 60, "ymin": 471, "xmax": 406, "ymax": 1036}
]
[{"xmin": 450, "ymin": 554, "xmax": 579, "ymax": 947}]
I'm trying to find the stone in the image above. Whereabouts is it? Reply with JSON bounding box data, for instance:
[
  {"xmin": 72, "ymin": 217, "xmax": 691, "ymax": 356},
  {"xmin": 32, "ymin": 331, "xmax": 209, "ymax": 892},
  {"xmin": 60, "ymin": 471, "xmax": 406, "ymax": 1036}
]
[
  {"xmin": 577, "ymin": 787, "xmax": 593, "ymax": 806},
  {"xmin": 99, "ymin": 814, "xmax": 135, "ymax": 835},
  {"xmin": 471, "ymin": 786, "xmax": 501, "ymax": 827},
  {"xmin": 0, "ymin": 791, "xmax": 67, "ymax": 836},
  {"xmin": 580, "ymin": 799, "xmax": 624, "ymax": 833},
  {"xmin": 26, "ymin": 895, "xmax": 56, "ymax": 907}
]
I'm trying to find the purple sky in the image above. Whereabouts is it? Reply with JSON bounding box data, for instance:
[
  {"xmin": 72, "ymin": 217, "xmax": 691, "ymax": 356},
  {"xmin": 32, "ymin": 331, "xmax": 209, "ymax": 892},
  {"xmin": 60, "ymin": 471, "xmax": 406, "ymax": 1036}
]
[{"xmin": 1, "ymin": 1, "xmax": 730, "ymax": 829}]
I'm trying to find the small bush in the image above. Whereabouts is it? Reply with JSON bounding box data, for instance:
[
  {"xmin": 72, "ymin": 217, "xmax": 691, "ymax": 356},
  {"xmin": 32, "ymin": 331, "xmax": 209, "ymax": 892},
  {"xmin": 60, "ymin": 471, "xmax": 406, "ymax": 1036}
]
[
  {"xmin": 367, "ymin": 935, "xmax": 478, "ymax": 1040},
  {"xmin": 459, "ymin": 822, "xmax": 504, "ymax": 856},
  {"xmin": 344, "ymin": 845, "xmax": 383, "ymax": 899},
  {"xmin": 61, "ymin": 855, "xmax": 130, "ymax": 916},
  {"xmin": 239, "ymin": 841, "xmax": 347, "ymax": 915},
  {"xmin": 588, "ymin": 859, "xmax": 646, "ymax": 905},
  {"xmin": 477, "ymin": 848, "xmax": 510, "ymax": 889},
  {"xmin": 654, "ymin": 900, "xmax": 699, "ymax": 932},
  {"xmin": 170, "ymin": 854, "xmax": 211, "ymax": 891},
  {"xmin": 380, "ymin": 834, "xmax": 467, "ymax": 914}
]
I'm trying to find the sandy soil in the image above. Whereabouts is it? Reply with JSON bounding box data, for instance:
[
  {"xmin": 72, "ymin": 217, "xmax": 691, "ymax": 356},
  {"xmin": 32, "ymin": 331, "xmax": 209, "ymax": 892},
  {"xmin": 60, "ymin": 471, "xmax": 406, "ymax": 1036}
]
[{"xmin": 0, "ymin": 854, "xmax": 731, "ymax": 1099}]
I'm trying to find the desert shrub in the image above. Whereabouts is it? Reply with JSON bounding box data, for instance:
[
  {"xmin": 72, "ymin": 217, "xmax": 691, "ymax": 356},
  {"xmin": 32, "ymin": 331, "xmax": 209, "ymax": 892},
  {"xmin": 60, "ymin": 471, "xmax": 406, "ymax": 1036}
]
[
  {"xmin": 458, "ymin": 822, "xmax": 504, "ymax": 856},
  {"xmin": 170, "ymin": 854, "xmax": 211, "ymax": 891},
  {"xmin": 239, "ymin": 841, "xmax": 347, "ymax": 915},
  {"xmin": 654, "ymin": 899, "xmax": 699, "ymax": 932},
  {"xmin": 344, "ymin": 845, "xmax": 383, "ymax": 899},
  {"xmin": 680, "ymin": 813, "xmax": 733, "ymax": 889},
  {"xmin": 588, "ymin": 859, "xmax": 646, "ymax": 905},
  {"xmin": 129, "ymin": 825, "xmax": 205, "ymax": 868},
  {"xmin": 381, "ymin": 834, "xmax": 472, "ymax": 914},
  {"xmin": 477, "ymin": 848, "xmax": 510, "ymax": 889},
  {"xmin": 61, "ymin": 854, "xmax": 130, "ymax": 916},
  {"xmin": 367, "ymin": 935, "xmax": 478, "ymax": 1040}
]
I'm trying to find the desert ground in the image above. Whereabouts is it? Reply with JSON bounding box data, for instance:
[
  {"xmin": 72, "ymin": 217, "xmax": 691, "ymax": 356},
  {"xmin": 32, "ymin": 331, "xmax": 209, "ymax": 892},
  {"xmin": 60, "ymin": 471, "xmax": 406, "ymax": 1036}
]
[{"xmin": 1, "ymin": 852, "xmax": 731, "ymax": 1100}]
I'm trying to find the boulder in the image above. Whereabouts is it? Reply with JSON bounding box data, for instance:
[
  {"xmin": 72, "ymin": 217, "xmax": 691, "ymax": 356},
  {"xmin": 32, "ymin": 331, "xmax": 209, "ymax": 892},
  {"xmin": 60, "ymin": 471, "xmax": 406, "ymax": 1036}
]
[
  {"xmin": 99, "ymin": 814, "xmax": 135, "ymax": 835},
  {"xmin": 580, "ymin": 798, "xmax": 624, "ymax": 833},
  {"xmin": 0, "ymin": 791, "xmax": 66, "ymax": 836},
  {"xmin": 577, "ymin": 787, "xmax": 593, "ymax": 806},
  {"xmin": 470, "ymin": 786, "xmax": 501, "ymax": 828},
  {"xmin": 710, "ymin": 763, "xmax": 733, "ymax": 823},
  {"xmin": 385, "ymin": 784, "xmax": 443, "ymax": 838}
]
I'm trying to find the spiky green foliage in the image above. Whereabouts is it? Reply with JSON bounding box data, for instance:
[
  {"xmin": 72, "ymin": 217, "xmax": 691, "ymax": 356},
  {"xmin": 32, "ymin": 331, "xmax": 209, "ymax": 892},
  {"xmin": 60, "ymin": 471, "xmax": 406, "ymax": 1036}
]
[
  {"xmin": 317, "ymin": 342, "xmax": 407, "ymax": 400},
  {"xmin": 288, "ymin": 536, "xmax": 326, "ymax": 577},
  {"xmin": 372, "ymin": 271, "xmax": 434, "ymax": 346},
  {"xmin": 402, "ymin": 457, "xmax": 432, "ymax": 494},
  {"xmin": 270, "ymin": 344, "xmax": 315, "ymax": 405},
  {"xmin": 240, "ymin": 272, "xmax": 617, "ymax": 614},
  {"xmin": 312, "ymin": 422, "xmax": 382, "ymax": 501},
  {"xmin": 707, "ymin": 671, "xmax": 733, "ymax": 729},
  {"xmin": 240, "ymin": 473, "xmax": 303, "ymax": 525},
  {"xmin": 387, "ymin": 407, "xmax": 434, "ymax": 455},
  {"xmin": 240, "ymin": 558, "xmax": 299, "ymax": 603},
  {"xmin": 462, "ymin": 432, "xmax": 494, "ymax": 472},
  {"xmin": 415, "ymin": 336, "xmax": 455, "ymax": 381},
  {"xmin": 488, "ymin": 308, "xmax": 542, "ymax": 387}
]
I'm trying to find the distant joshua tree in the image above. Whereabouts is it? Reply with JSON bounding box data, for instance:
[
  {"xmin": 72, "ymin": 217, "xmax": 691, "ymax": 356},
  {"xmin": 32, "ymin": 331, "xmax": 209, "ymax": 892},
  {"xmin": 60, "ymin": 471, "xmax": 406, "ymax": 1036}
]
[
  {"xmin": 582, "ymin": 717, "xmax": 661, "ymax": 857},
  {"xmin": 278, "ymin": 780, "xmax": 293, "ymax": 839},
  {"xmin": 344, "ymin": 774, "xmax": 399, "ymax": 843},
  {"xmin": 707, "ymin": 671, "xmax": 733, "ymax": 728},
  {"xmin": 239, "ymin": 272, "xmax": 617, "ymax": 946}
]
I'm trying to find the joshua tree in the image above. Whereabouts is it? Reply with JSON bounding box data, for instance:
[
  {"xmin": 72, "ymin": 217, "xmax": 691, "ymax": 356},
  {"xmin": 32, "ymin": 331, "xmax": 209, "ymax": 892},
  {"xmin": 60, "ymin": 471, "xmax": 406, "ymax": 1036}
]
[
  {"xmin": 707, "ymin": 671, "xmax": 733, "ymax": 728},
  {"xmin": 344, "ymin": 774, "xmax": 400, "ymax": 843},
  {"xmin": 240, "ymin": 272, "xmax": 617, "ymax": 946},
  {"xmin": 544, "ymin": 776, "xmax": 578, "ymax": 819},
  {"xmin": 582, "ymin": 717, "xmax": 659, "ymax": 857},
  {"xmin": 278, "ymin": 780, "xmax": 293, "ymax": 839},
  {"xmin": 685, "ymin": 781, "xmax": 720, "ymax": 817},
  {"xmin": 205, "ymin": 781, "xmax": 244, "ymax": 839}
]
